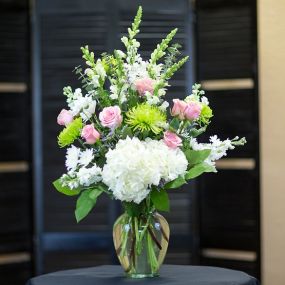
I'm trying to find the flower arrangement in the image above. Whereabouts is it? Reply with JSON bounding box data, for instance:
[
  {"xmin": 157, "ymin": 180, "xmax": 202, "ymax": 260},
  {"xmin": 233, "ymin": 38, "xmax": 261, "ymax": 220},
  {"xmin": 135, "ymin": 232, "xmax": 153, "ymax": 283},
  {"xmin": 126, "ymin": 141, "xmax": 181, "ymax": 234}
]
[{"xmin": 53, "ymin": 6, "xmax": 245, "ymax": 277}]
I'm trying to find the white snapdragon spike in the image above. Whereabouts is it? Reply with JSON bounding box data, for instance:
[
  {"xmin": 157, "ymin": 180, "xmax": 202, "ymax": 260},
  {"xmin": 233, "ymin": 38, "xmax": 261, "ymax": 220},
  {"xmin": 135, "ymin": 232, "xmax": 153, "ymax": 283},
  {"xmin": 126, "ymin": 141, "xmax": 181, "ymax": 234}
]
[
  {"xmin": 65, "ymin": 145, "xmax": 81, "ymax": 171},
  {"xmin": 159, "ymin": 101, "xmax": 169, "ymax": 111},
  {"xmin": 145, "ymin": 91, "xmax": 160, "ymax": 105},
  {"xmin": 78, "ymin": 149, "xmax": 94, "ymax": 166},
  {"xmin": 95, "ymin": 60, "xmax": 106, "ymax": 79},
  {"xmin": 110, "ymin": 85, "xmax": 119, "ymax": 100},
  {"xmin": 102, "ymin": 137, "xmax": 188, "ymax": 204},
  {"xmin": 70, "ymin": 96, "xmax": 96, "ymax": 121},
  {"xmin": 115, "ymin": 49, "xmax": 126, "ymax": 59},
  {"xmin": 151, "ymin": 63, "xmax": 163, "ymax": 78},
  {"xmin": 157, "ymin": 88, "xmax": 167, "ymax": 97},
  {"xmin": 190, "ymin": 135, "xmax": 235, "ymax": 166},
  {"xmin": 77, "ymin": 165, "xmax": 102, "ymax": 186}
]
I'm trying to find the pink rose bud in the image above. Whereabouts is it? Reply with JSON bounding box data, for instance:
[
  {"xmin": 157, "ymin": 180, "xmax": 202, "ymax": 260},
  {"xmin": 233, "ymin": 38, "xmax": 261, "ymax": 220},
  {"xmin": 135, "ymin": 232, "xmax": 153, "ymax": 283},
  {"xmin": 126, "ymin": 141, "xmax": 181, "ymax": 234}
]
[
  {"xmin": 99, "ymin": 106, "xmax": 123, "ymax": 129},
  {"xmin": 134, "ymin": 77, "xmax": 156, "ymax": 96},
  {"xmin": 171, "ymin": 99, "xmax": 187, "ymax": 120},
  {"xmin": 81, "ymin": 124, "xmax": 100, "ymax": 144},
  {"xmin": 163, "ymin": 131, "xmax": 182, "ymax": 149},
  {"xmin": 57, "ymin": 109, "xmax": 73, "ymax": 126},
  {"xmin": 184, "ymin": 102, "xmax": 202, "ymax": 121}
]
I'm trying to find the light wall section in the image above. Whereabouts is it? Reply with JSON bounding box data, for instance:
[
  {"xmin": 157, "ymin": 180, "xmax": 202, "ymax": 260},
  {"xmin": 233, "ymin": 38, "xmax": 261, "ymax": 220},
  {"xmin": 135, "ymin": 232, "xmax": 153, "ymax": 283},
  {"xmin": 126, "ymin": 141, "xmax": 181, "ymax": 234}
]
[{"xmin": 258, "ymin": 0, "xmax": 285, "ymax": 284}]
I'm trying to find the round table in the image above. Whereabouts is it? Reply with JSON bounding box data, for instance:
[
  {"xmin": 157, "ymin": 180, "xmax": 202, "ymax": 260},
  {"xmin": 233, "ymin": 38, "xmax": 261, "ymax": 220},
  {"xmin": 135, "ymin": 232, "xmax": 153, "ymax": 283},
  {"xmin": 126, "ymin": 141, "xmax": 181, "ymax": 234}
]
[{"xmin": 26, "ymin": 265, "xmax": 259, "ymax": 285}]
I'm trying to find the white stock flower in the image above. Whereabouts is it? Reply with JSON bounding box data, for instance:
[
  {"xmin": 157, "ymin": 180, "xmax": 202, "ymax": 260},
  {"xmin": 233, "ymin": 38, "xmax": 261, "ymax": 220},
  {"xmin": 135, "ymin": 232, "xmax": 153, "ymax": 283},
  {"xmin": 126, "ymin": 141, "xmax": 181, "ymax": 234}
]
[
  {"xmin": 190, "ymin": 135, "xmax": 235, "ymax": 166},
  {"xmin": 79, "ymin": 149, "xmax": 94, "ymax": 166},
  {"xmin": 159, "ymin": 101, "xmax": 169, "ymax": 111},
  {"xmin": 102, "ymin": 137, "xmax": 188, "ymax": 204},
  {"xmin": 77, "ymin": 165, "xmax": 102, "ymax": 186},
  {"xmin": 70, "ymin": 96, "xmax": 96, "ymax": 121},
  {"xmin": 65, "ymin": 145, "xmax": 81, "ymax": 171},
  {"xmin": 110, "ymin": 85, "xmax": 119, "ymax": 100}
]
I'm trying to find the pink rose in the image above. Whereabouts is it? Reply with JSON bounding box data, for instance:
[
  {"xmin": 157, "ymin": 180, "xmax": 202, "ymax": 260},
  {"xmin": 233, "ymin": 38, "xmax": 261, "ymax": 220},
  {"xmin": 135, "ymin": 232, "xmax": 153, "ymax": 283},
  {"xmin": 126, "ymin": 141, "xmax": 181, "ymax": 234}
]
[
  {"xmin": 184, "ymin": 102, "xmax": 201, "ymax": 120},
  {"xmin": 99, "ymin": 106, "xmax": 123, "ymax": 129},
  {"xmin": 134, "ymin": 77, "xmax": 156, "ymax": 96},
  {"xmin": 171, "ymin": 99, "xmax": 187, "ymax": 120},
  {"xmin": 81, "ymin": 124, "xmax": 100, "ymax": 144},
  {"xmin": 163, "ymin": 131, "xmax": 182, "ymax": 149},
  {"xmin": 57, "ymin": 109, "xmax": 73, "ymax": 126}
]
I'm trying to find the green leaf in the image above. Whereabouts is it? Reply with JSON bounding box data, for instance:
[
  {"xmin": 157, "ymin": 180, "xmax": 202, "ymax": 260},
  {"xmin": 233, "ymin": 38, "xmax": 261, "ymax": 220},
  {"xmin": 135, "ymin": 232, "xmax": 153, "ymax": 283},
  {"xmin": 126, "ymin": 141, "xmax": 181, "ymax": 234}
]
[
  {"xmin": 53, "ymin": 179, "xmax": 80, "ymax": 196},
  {"xmin": 75, "ymin": 188, "xmax": 103, "ymax": 223},
  {"xmin": 184, "ymin": 149, "xmax": 211, "ymax": 167},
  {"xmin": 185, "ymin": 162, "xmax": 216, "ymax": 180},
  {"xmin": 164, "ymin": 175, "xmax": 186, "ymax": 190},
  {"xmin": 123, "ymin": 202, "xmax": 145, "ymax": 217},
  {"xmin": 169, "ymin": 118, "xmax": 180, "ymax": 131},
  {"xmin": 150, "ymin": 188, "xmax": 169, "ymax": 212},
  {"xmin": 189, "ymin": 126, "xmax": 207, "ymax": 137}
]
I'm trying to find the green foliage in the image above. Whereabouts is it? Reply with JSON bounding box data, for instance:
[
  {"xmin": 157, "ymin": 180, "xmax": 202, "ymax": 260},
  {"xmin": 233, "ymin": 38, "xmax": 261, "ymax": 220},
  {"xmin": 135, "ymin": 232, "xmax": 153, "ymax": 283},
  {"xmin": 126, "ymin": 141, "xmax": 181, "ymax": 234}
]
[
  {"xmin": 58, "ymin": 117, "xmax": 83, "ymax": 148},
  {"xmin": 53, "ymin": 178, "xmax": 80, "ymax": 196},
  {"xmin": 150, "ymin": 28, "xmax": 178, "ymax": 64},
  {"xmin": 81, "ymin": 45, "xmax": 95, "ymax": 68},
  {"xmin": 169, "ymin": 118, "xmax": 180, "ymax": 131},
  {"xmin": 184, "ymin": 149, "xmax": 211, "ymax": 167},
  {"xmin": 185, "ymin": 162, "xmax": 216, "ymax": 180},
  {"xmin": 123, "ymin": 201, "xmax": 146, "ymax": 217},
  {"xmin": 189, "ymin": 126, "xmax": 207, "ymax": 137},
  {"xmin": 75, "ymin": 187, "xmax": 104, "ymax": 222},
  {"xmin": 150, "ymin": 188, "xmax": 169, "ymax": 212},
  {"xmin": 162, "ymin": 56, "xmax": 189, "ymax": 80},
  {"xmin": 163, "ymin": 43, "xmax": 182, "ymax": 70},
  {"xmin": 164, "ymin": 176, "xmax": 187, "ymax": 190}
]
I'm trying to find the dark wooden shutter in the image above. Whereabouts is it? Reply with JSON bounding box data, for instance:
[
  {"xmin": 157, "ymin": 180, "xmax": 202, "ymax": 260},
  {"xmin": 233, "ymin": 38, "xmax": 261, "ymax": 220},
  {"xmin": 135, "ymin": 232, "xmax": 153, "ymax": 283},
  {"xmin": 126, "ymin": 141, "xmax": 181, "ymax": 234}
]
[
  {"xmin": 0, "ymin": 0, "xmax": 32, "ymax": 284},
  {"xmin": 195, "ymin": 0, "xmax": 260, "ymax": 278}
]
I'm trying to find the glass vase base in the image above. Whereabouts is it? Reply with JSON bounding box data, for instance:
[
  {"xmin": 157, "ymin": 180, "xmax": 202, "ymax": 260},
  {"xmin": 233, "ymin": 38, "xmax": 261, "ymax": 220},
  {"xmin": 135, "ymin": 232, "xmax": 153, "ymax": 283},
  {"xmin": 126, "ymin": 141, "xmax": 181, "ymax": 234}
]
[{"xmin": 126, "ymin": 273, "xmax": 159, "ymax": 278}]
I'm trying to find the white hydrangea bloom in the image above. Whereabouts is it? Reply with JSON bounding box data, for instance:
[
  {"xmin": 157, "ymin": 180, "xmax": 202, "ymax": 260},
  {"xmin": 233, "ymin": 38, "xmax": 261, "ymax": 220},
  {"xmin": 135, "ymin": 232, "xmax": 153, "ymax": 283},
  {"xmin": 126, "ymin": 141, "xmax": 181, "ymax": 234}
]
[
  {"xmin": 79, "ymin": 149, "xmax": 94, "ymax": 166},
  {"xmin": 102, "ymin": 137, "xmax": 188, "ymax": 204},
  {"xmin": 77, "ymin": 165, "xmax": 102, "ymax": 187},
  {"xmin": 190, "ymin": 135, "xmax": 235, "ymax": 166},
  {"xmin": 65, "ymin": 145, "xmax": 81, "ymax": 171}
]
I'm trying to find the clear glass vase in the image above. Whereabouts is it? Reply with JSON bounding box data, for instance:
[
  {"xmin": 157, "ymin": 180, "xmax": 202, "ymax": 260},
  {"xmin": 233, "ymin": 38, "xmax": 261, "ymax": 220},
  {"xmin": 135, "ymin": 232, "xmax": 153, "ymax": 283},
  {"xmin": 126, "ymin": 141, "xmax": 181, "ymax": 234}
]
[{"xmin": 113, "ymin": 211, "xmax": 170, "ymax": 278}]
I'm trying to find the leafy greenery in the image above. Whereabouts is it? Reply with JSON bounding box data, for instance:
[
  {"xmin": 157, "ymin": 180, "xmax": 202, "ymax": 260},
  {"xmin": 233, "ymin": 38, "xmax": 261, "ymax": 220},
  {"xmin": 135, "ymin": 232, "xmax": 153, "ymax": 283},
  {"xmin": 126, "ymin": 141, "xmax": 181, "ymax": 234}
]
[
  {"xmin": 75, "ymin": 187, "xmax": 104, "ymax": 222},
  {"xmin": 184, "ymin": 149, "xmax": 211, "ymax": 167},
  {"xmin": 185, "ymin": 162, "xmax": 216, "ymax": 180},
  {"xmin": 163, "ymin": 43, "xmax": 182, "ymax": 71},
  {"xmin": 162, "ymin": 56, "xmax": 189, "ymax": 80},
  {"xmin": 150, "ymin": 188, "xmax": 169, "ymax": 212},
  {"xmin": 164, "ymin": 176, "xmax": 186, "ymax": 190},
  {"xmin": 58, "ymin": 117, "xmax": 83, "ymax": 148},
  {"xmin": 53, "ymin": 179, "xmax": 80, "ymax": 196}
]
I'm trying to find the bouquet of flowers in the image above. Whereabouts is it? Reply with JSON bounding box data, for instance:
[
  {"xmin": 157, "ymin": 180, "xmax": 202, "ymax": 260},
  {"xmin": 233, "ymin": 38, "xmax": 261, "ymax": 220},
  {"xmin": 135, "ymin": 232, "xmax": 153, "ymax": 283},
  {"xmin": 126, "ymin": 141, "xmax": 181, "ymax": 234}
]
[{"xmin": 53, "ymin": 6, "xmax": 245, "ymax": 278}]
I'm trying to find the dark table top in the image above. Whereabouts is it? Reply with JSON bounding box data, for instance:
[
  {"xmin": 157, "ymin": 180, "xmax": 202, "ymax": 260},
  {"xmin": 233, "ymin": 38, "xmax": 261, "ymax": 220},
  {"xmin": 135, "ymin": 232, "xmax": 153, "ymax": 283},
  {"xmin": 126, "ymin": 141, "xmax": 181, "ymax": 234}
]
[{"xmin": 26, "ymin": 265, "xmax": 259, "ymax": 285}]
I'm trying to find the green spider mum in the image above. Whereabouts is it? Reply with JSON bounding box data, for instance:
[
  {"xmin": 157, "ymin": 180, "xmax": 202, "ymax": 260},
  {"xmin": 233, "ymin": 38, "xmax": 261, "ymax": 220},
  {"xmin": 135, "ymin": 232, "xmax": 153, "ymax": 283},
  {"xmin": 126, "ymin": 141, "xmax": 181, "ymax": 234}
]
[
  {"xmin": 58, "ymin": 117, "xmax": 83, "ymax": 148},
  {"xmin": 199, "ymin": 105, "xmax": 213, "ymax": 126},
  {"xmin": 126, "ymin": 103, "xmax": 167, "ymax": 135}
]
